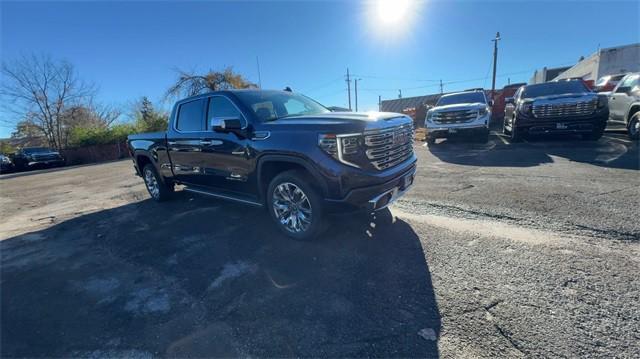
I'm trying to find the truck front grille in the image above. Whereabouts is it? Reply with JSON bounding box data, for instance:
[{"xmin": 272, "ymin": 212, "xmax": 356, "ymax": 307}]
[
  {"xmin": 532, "ymin": 100, "xmax": 597, "ymax": 119},
  {"xmin": 364, "ymin": 124, "xmax": 414, "ymax": 170},
  {"xmin": 434, "ymin": 110, "xmax": 477, "ymax": 124}
]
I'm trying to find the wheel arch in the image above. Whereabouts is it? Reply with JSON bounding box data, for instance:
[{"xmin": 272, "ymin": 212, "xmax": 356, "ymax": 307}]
[
  {"xmin": 627, "ymin": 103, "xmax": 640, "ymax": 124},
  {"xmin": 257, "ymin": 155, "xmax": 328, "ymax": 203}
]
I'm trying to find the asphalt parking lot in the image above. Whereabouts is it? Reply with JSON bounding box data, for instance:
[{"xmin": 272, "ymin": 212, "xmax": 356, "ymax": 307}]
[{"xmin": 1, "ymin": 130, "xmax": 639, "ymax": 358}]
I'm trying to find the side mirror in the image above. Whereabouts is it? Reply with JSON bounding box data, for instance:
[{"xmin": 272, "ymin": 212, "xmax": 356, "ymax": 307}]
[
  {"xmin": 505, "ymin": 97, "xmax": 515, "ymax": 105},
  {"xmin": 211, "ymin": 117, "xmax": 243, "ymax": 132}
]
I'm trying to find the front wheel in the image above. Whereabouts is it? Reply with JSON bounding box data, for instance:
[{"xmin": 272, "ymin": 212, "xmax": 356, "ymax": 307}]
[
  {"xmin": 142, "ymin": 164, "xmax": 173, "ymax": 202},
  {"xmin": 267, "ymin": 170, "xmax": 325, "ymax": 240},
  {"xmin": 628, "ymin": 112, "xmax": 640, "ymax": 140},
  {"xmin": 582, "ymin": 123, "xmax": 605, "ymax": 141}
]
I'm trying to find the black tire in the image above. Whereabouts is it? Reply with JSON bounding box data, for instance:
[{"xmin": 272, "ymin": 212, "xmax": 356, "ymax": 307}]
[
  {"xmin": 142, "ymin": 164, "xmax": 173, "ymax": 202},
  {"xmin": 627, "ymin": 112, "xmax": 640, "ymax": 141},
  {"xmin": 476, "ymin": 129, "xmax": 489, "ymax": 143},
  {"xmin": 266, "ymin": 170, "xmax": 325, "ymax": 241},
  {"xmin": 509, "ymin": 124, "xmax": 522, "ymax": 142},
  {"xmin": 582, "ymin": 123, "xmax": 605, "ymax": 141}
]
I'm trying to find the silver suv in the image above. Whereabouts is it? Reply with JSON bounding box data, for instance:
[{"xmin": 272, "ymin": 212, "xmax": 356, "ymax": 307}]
[
  {"xmin": 425, "ymin": 89, "xmax": 492, "ymax": 144},
  {"xmin": 607, "ymin": 72, "xmax": 640, "ymax": 140}
]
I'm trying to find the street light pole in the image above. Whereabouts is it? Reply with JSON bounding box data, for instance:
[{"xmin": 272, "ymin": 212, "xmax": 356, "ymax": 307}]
[
  {"xmin": 491, "ymin": 32, "xmax": 501, "ymax": 99},
  {"xmin": 354, "ymin": 78, "xmax": 361, "ymax": 112}
]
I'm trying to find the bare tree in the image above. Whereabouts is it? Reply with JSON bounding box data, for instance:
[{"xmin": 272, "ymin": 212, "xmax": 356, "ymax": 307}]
[
  {"xmin": 165, "ymin": 66, "xmax": 257, "ymax": 100},
  {"xmin": 1, "ymin": 54, "xmax": 95, "ymax": 149}
]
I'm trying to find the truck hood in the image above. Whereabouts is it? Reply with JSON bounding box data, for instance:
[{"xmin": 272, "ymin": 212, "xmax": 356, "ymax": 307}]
[
  {"xmin": 430, "ymin": 103, "xmax": 486, "ymax": 112},
  {"xmin": 263, "ymin": 111, "xmax": 412, "ymax": 131}
]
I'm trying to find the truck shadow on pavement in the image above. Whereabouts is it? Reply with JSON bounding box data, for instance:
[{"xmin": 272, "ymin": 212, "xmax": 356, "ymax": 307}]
[
  {"xmin": 427, "ymin": 131, "xmax": 638, "ymax": 170},
  {"xmin": 1, "ymin": 193, "xmax": 441, "ymax": 358}
]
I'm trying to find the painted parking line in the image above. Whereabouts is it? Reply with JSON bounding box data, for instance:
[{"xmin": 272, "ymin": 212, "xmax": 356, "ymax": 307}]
[{"xmin": 604, "ymin": 136, "xmax": 632, "ymax": 145}]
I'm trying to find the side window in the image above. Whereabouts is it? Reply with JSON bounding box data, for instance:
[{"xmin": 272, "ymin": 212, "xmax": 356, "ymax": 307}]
[
  {"xmin": 207, "ymin": 96, "xmax": 244, "ymax": 126},
  {"xmin": 616, "ymin": 75, "xmax": 637, "ymax": 92},
  {"xmin": 176, "ymin": 99, "xmax": 205, "ymax": 132}
]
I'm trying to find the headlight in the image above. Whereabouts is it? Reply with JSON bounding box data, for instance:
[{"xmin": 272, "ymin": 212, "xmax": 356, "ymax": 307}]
[
  {"xmin": 478, "ymin": 107, "xmax": 488, "ymax": 116},
  {"xmin": 0, "ymin": 156, "xmax": 10, "ymax": 164},
  {"xmin": 519, "ymin": 102, "xmax": 533, "ymax": 115},
  {"xmin": 597, "ymin": 95, "xmax": 607, "ymax": 108},
  {"xmin": 425, "ymin": 111, "xmax": 434, "ymax": 123},
  {"xmin": 318, "ymin": 133, "xmax": 361, "ymax": 168}
]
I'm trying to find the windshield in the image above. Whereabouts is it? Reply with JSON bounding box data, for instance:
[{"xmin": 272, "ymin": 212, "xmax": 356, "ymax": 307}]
[
  {"xmin": 234, "ymin": 90, "xmax": 330, "ymax": 122},
  {"xmin": 522, "ymin": 81, "xmax": 588, "ymax": 98},
  {"xmin": 23, "ymin": 147, "xmax": 52, "ymax": 154},
  {"xmin": 436, "ymin": 92, "xmax": 486, "ymax": 106}
]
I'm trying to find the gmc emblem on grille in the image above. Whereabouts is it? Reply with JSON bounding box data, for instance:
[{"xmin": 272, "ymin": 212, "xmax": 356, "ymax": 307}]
[{"xmin": 393, "ymin": 131, "xmax": 408, "ymax": 145}]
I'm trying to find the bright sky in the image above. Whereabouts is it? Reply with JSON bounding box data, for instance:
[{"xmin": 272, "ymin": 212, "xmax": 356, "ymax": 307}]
[{"xmin": 1, "ymin": 0, "xmax": 638, "ymax": 137}]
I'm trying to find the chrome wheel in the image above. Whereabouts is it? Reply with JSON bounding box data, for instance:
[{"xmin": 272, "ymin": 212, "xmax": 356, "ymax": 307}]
[
  {"xmin": 272, "ymin": 182, "xmax": 312, "ymax": 233},
  {"xmin": 144, "ymin": 168, "xmax": 160, "ymax": 199}
]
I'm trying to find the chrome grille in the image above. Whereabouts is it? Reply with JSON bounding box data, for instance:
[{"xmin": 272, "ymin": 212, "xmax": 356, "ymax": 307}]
[
  {"xmin": 434, "ymin": 109, "xmax": 477, "ymax": 124},
  {"xmin": 532, "ymin": 99, "xmax": 597, "ymax": 119},
  {"xmin": 364, "ymin": 124, "xmax": 414, "ymax": 170}
]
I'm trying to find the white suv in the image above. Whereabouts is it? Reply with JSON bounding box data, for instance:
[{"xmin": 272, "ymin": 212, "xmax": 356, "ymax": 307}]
[{"xmin": 425, "ymin": 90, "xmax": 492, "ymax": 144}]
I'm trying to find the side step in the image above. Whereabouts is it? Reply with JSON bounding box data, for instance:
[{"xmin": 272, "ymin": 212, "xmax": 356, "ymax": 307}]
[{"xmin": 182, "ymin": 185, "xmax": 263, "ymax": 207}]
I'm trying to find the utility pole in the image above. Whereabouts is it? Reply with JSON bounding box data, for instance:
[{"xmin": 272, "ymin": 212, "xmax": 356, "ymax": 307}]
[
  {"xmin": 346, "ymin": 68, "xmax": 352, "ymax": 111},
  {"xmin": 491, "ymin": 32, "xmax": 501, "ymax": 99},
  {"xmin": 439, "ymin": 79, "xmax": 443, "ymax": 94},
  {"xmin": 354, "ymin": 78, "xmax": 361, "ymax": 112},
  {"xmin": 256, "ymin": 56, "xmax": 262, "ymax": 89},
  {"xmin": 398, "ymin": 89, "xmax": 402, "ymax": 99},
  {"xmin": 378, "ymin": 95, "xmax": 382, "ymax": 111}
]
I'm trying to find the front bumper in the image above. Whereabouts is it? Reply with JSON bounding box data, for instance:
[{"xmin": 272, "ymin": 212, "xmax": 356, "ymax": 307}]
[
  {"xmin": 427, "ymin": 124, "xmax": 488, "ymax": 138},
  {"xmin": 27, "ymin": 159, "xmax": 65, "ymax": 167},
  {"xmin": 516, "ymin": 110, "xmax": 608, "ymax": 135},
  {"xmin": 324, "ymin": 162, "xmax": 416, "ymax": 212}
]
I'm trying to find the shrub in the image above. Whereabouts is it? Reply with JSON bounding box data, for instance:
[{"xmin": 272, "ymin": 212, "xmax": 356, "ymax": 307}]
[{"xmin": 69, "ymin": 124, "xmax": 138, "ymax": 147}]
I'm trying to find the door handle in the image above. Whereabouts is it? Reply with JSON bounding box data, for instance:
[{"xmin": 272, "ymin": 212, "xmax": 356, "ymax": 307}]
[{"xmin": 167, "ymin": 141, "xmax": 177, "ymax": 146}]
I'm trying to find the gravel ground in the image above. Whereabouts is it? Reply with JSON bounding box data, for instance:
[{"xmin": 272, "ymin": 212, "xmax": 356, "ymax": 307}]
[{"xmin": 1, "ymin": 130, "xmax": 638, "ymax": 358}]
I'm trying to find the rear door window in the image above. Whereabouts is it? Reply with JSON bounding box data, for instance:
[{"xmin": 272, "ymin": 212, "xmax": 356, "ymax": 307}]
[{"xmin": 176, "ymin": 99, "xmax": 205, "ymax": 131}]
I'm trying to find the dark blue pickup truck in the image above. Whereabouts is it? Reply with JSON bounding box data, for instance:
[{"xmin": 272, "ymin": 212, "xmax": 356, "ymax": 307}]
[{"xmin": 128, "ymin": 90, "xmax": 417, "ymax": 240}]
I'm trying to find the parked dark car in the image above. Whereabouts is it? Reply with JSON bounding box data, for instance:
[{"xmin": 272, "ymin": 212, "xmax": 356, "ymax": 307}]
[
  {"xmin": 12, "ymin": 147, "xmax": 66, "ymax": 171},
  {"xmin": 0, "ymin": 154, "xmax": 15, "ymax": 173},
  {"xmin": 503, "ymin": 80, "xmax": 609, "ymax": 141},
  {"xmin": 607, "ymin": 72, "xmax": 640, "ymax": 140},
  {"xmin": 127, "ymin": 90, "xmax": 416, "ymax": 240}
]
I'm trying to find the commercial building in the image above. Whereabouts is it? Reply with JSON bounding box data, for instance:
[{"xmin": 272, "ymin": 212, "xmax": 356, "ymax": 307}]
[{"xmin": 530, "ymin": 43, "xmax": 640, "ymax": 84}]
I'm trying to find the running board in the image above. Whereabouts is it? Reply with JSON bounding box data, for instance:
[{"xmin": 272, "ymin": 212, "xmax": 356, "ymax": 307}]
[{"xmin": 182, "ymin": 186, "xmax": 263, "ymax": 207}]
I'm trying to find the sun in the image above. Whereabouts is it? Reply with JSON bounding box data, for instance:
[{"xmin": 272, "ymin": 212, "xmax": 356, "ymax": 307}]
[
  {"xmin": 365, "ymin": 0, "xmax": 422, "ymax": 42},
  {"xmin": 376, "ymin": 0, "xmax": 413, "ymax": 25}
]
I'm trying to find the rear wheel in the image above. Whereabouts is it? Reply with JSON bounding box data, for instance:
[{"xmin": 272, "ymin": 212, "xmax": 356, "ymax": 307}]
[
  {"xmin": 267, "ymin": 170, "xmax": 325, "ymax": 240},
  {"xmin": 142, "ymin": 164, "xmax": 173, "ymax": 202},
  {"xmin": 628, "ymin": 112, "xmax": 640, "ymax": 140}
]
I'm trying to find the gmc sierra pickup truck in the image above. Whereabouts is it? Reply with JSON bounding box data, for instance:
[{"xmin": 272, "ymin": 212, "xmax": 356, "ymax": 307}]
[
  {"xmin": 425, "ymin": 89, "xmax": 492, "ymax": 144},
  {"xmin": 503, "ymin": 80, "xmax": 609, "ymax": 141},
  {"xmin": 127, "ymin": 90, "xmax": 416, "ymax": 240}
]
